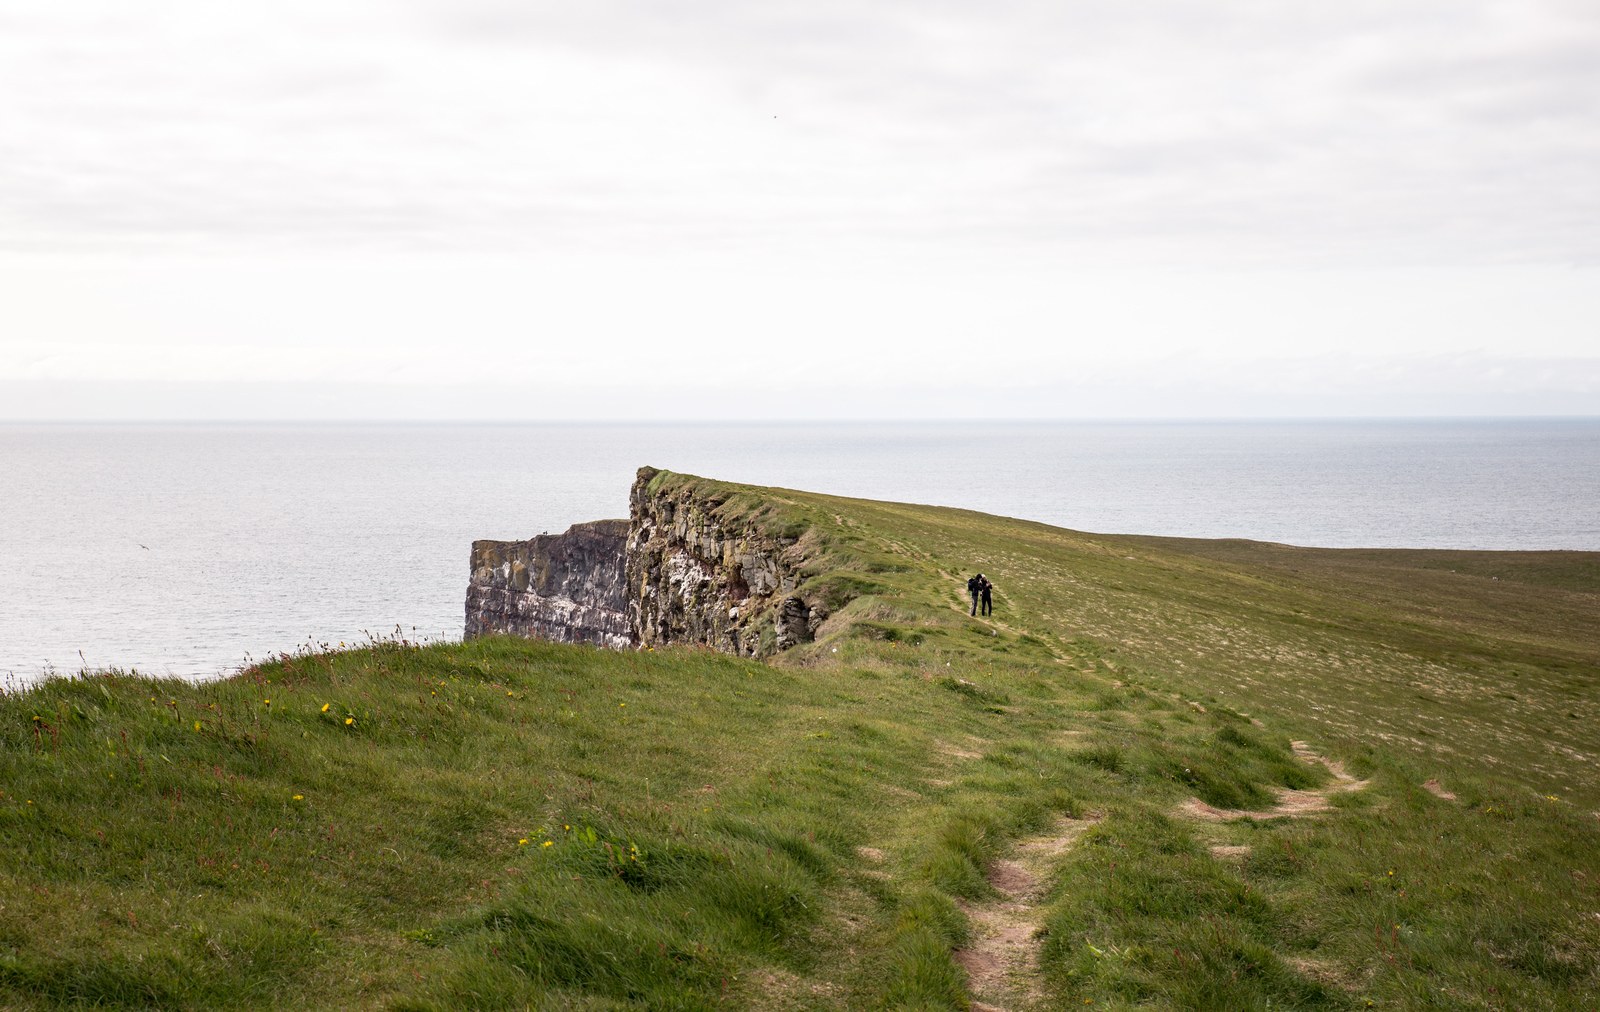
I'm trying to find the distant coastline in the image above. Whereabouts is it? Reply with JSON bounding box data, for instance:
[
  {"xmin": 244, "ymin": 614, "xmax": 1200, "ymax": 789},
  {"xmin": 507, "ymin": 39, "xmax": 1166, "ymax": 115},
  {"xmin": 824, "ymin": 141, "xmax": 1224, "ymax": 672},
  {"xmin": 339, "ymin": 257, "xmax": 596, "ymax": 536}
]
[{"xmin": 3, "ymin": 418, "xmax": 1596, "ymax": 682}]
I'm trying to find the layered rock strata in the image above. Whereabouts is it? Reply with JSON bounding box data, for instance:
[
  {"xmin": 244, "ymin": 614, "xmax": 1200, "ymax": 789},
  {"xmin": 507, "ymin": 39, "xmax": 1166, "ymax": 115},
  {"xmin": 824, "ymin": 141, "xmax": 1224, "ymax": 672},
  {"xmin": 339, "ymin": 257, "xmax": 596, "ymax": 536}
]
[
  {"xmin": 626, "ymin": 467, "xmax": 825, "ymax": 656},
  {"xmin": 464, "ymin": 468, "xmax": 826, "ymax": 658},
  {"xmin": 465, "ymin": 519, "xmax": 630, "ymax": 648}
]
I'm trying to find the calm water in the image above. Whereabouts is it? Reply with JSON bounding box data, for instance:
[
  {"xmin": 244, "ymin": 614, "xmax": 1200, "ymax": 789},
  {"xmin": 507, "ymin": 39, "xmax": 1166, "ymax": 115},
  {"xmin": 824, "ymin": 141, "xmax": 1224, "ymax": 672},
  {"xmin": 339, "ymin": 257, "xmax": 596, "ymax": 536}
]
[{"xmin": 4, "ymin": 419, "xmax": 1596, "ymax": 685}]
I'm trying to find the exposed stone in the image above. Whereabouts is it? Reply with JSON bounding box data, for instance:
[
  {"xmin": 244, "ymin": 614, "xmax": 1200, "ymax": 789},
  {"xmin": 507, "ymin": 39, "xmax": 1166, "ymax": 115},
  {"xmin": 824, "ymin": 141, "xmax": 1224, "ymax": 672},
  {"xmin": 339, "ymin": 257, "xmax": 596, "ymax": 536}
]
[
  {"xmin": 626, "ymin": 467, "xmax": 826, "ymax": 657},
  {"xmin": 774, "ymin": 595, "xmax": 813, "ymax": 651},
  {"xmin": 464, "ymin": 468, "xmax": 828, "ymax": 659},
  {"xmin": 465, "ymin": 519, "xmax": 630, "ymax": 648}
]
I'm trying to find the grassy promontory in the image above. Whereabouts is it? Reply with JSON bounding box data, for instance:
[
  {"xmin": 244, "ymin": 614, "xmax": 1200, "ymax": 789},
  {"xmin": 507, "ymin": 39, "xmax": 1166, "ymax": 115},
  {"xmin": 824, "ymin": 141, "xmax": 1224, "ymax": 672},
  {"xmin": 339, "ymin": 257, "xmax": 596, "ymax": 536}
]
[{"xmin": 3, "ymin": 471, "xmax": 1597, "ymax": 1009}]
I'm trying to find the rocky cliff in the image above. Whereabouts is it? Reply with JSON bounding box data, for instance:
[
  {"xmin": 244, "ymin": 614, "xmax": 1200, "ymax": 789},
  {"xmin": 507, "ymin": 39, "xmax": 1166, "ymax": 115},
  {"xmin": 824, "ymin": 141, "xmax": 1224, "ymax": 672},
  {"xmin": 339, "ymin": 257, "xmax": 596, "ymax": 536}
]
[
  {"xmin": 626, "ymin": 467, "xmax": 826, "ymax": 656},
  {"xmin": 464, "ymin": 469, "xmax": 827, "ymax": 658},
  {"xmin": 465, "ymin": 519, "xmax": 630, "ymax": 649}
]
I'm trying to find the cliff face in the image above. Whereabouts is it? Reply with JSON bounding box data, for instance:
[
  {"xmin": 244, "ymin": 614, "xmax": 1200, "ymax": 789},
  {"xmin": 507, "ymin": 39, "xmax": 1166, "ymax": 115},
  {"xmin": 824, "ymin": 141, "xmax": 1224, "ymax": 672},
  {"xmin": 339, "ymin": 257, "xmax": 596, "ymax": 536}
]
[
  {"xmin": 626, "ymin": 468, "xmax": 825, "ymax": 656},
  {"xmin": 464, "ymin": 469, "xmax": 826, "ymax": 658},
  {"xmin": 465, "ymin": 519, "xmax": 630, "ymax": 649}
]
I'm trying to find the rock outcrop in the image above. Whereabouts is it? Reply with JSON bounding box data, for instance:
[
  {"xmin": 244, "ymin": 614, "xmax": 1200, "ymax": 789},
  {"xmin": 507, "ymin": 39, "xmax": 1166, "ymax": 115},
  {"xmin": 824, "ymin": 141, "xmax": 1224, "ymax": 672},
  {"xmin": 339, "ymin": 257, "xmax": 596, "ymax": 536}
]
[
  {"xmin": 465, "ymin": 519, "xmax": 630, "ymax": 648},
  {"xmin": 464, "ymin": 468, "xmax": 827, "ymax": 658},
  {"xmin": 627, "ymin": 467, "xmax": 825, "ymax": 656}
]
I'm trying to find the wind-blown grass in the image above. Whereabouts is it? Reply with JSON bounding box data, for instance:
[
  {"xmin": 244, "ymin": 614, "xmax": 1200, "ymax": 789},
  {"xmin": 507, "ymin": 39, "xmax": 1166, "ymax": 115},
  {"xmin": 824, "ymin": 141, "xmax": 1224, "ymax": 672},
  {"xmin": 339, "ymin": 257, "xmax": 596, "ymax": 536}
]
[{"xmin": 2, "ymin": 470, "xmax": 1595, "ymax": 1008}]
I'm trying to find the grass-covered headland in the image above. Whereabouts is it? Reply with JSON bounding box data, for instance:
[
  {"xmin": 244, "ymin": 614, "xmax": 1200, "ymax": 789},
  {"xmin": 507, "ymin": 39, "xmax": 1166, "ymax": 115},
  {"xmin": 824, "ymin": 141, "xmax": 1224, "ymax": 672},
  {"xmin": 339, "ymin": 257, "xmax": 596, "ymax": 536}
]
[{"xmin": 3, "ymin": 471, "xmax": 1597, "ymax": 1010}]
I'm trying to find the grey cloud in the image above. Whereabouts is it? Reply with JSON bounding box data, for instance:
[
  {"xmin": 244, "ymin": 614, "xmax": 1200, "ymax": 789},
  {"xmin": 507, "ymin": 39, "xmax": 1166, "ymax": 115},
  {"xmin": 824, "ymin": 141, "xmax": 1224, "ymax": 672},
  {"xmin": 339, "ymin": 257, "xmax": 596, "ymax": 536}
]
[
  {"xmin": 1, "ymin": 0, "xmax": 1597, "ymax": 267},
  {"xmin": 415, "ymin": 0, "xmax": 1600, "ymax": 258}
]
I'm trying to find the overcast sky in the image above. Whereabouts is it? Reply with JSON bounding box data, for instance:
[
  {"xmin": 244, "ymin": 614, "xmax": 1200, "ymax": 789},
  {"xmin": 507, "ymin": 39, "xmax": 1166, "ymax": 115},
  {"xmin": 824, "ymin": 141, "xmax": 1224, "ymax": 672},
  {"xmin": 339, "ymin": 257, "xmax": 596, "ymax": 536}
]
[{"xmin": 2, "ymin": 0, "xmax": 1596, "ymax": 419}]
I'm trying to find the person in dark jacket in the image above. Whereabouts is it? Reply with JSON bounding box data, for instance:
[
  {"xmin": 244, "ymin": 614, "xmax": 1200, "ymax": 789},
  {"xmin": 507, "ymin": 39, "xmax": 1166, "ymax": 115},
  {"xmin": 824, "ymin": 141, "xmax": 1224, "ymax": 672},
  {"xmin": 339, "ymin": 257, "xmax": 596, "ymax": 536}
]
[
  {"xmin": 967, "ymin": 573, "xmax": 982, "ymax": 616},
  {"xmin": 980, "ymin": 575, "xmax": 993, "ymax": 616}
]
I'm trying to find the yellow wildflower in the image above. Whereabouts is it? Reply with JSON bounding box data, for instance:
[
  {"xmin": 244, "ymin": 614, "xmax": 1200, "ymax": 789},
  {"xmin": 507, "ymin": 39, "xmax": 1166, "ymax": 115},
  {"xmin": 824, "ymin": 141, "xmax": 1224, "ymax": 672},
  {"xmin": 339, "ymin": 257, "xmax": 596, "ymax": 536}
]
[
  {"xmin": 293, "ymin": 794, "xmax": 303, "ymax": 801},
  {"xmin": 321, "ymin": 703, "xmax": 330, "ymax": 713},
  {"xmin": 344, "ymin": 717, "xmax": 355, "ymax": 726},
  {"xmin": 542, "ymin": 840, "xmax": 553, "ymax": 848},
  {"xmin": 193, "ymin": 720, "xmax": 201, "ymax": 732},
  {"xmin": 518, "ymin": 838, "xmax": 529, "ymax": 846}
]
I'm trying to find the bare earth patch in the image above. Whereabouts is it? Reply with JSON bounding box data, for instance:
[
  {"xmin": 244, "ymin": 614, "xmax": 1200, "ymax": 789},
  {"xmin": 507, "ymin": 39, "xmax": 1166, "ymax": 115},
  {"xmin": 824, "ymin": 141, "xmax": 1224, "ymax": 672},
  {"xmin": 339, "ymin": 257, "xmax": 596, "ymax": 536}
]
[
  {"xmin": 1423, "ymin": 778, "xmax": 1457, "ymax": 800},
  {"xmin": 953, "ymin": 814, "xmax": 1101, "ymax": 1011},
  {"xmin": 1210, "ymin": 844, "xmax": 1253, "ymax": 859},
  {"xmin": 1179, "ymin": 742, "xmax": 1369, "ymax": 822},
  {"xmin": 935, "ymin": 739, "xmax": 986, "ymax": 760},
  {"xmin": 1285, "ymin": 954, "xmax": 1370, "ymax": 994},
  {"xmin": 749, "ymin": 968, "xmax": 843, "ymax": 1008}
]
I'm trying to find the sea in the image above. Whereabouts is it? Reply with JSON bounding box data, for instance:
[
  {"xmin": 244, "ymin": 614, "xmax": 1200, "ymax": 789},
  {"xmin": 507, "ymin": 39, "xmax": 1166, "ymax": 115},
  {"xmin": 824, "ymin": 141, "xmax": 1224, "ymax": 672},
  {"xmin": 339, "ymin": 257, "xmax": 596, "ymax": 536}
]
[{"xmin": 3, "ymin": 419, "xmax": 1597, "ymax": 688}]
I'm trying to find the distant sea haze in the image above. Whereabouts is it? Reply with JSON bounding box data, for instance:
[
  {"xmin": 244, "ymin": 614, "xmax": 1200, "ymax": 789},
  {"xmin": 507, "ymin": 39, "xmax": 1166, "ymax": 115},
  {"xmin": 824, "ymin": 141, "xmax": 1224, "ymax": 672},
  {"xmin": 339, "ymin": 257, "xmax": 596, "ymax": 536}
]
[{"xmin": 2, "ymin": 419, "xmax": 1596, "ymax": 686}]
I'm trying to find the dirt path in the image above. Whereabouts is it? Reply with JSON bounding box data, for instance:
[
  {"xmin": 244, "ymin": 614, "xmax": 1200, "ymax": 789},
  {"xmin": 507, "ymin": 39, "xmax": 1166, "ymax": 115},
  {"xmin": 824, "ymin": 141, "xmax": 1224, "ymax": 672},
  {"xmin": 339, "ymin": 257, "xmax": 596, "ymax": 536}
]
[
  {"xmin": 953, "ymin": 814, "xmax": 1100, "ymax": 1012},
  {"xmin": 1178, "ymin": 740, "xmax": 1369, "ymax": 822}
]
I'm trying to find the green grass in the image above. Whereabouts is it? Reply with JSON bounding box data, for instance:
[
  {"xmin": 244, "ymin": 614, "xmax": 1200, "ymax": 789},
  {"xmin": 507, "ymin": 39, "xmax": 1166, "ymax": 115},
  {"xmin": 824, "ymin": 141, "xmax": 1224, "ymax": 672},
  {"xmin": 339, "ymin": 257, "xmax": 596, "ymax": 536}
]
[{"xmin": 2, "ymin": 470, "xmax": 1596, "ymax": 1008}]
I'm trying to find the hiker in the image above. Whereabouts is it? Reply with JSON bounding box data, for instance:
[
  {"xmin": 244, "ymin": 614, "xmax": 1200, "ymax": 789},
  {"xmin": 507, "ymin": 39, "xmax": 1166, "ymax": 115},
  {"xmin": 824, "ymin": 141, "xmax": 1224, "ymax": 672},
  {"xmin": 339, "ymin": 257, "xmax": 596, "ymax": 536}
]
[
  {"xmin": 980, "ymin": 575, "xmax": 993, "ymax": 616},
  {"xmin": 967, "ymin": 573, "xmax": 983, "ymax": 616}
]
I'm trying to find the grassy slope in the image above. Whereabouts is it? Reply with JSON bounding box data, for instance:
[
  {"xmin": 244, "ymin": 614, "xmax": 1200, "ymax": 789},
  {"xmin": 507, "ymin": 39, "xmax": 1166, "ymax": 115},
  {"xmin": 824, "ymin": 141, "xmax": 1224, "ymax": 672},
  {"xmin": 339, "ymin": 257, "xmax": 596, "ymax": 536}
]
[{"xmin": 2, "ymin": 470, "xmax": 1596, "ymax": 1009}]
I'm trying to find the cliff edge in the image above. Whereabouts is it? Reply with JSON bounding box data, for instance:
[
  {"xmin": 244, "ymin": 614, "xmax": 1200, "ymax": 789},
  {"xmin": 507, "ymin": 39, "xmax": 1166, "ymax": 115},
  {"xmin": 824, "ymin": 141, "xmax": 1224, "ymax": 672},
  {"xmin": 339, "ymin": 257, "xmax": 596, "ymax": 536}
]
[
  {"xmin": 465, "ymin": 467, "xmax": 828, "ymax": 658},
  {"xmin": 465, "ymin": 519, "xmax": 631, "ymax": 648}
]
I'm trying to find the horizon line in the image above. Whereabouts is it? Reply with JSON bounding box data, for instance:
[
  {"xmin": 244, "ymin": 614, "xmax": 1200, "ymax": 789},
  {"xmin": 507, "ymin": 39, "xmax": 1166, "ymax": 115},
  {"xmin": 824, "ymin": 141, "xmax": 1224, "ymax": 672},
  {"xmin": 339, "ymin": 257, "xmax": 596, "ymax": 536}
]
[{"xmin": 3, "ymin": 415, "xmax": 1598, "ymax": 426}]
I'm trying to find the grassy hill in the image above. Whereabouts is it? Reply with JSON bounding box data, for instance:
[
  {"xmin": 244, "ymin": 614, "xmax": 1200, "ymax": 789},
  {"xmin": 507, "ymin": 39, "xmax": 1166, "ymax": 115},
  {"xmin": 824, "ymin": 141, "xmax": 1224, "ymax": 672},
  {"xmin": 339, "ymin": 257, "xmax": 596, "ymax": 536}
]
[{"xmin": 2, "ymin": 470, "xmax": 1596, "ymax": 1009}]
